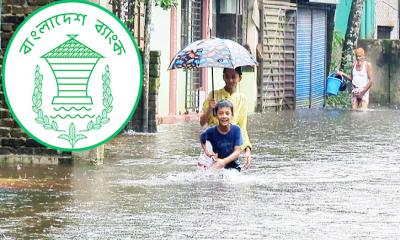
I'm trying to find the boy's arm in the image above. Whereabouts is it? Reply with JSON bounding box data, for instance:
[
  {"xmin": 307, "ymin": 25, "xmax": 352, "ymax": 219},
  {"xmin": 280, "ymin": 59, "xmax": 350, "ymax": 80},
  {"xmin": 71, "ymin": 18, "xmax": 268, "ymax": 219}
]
[
  {"xmin": 216, "ymin": 146, "xmax": 241, "ymax": 166},
  {"xmin": 200, "ymin": 130, "xmax": 217, "ymax": 158},
  {"xmin": 214, "ymin": 126, "xmax": 243, "ymax": 167},
  {"xmin": 200, "ymin": 130, "xmax": 207, "ymax": 150},
  {"xmin": 201, "ymin": 142, "xmax": 217, "ymax": 158},
  {"xmin": 200, "ymin": 142, "xmax": 207, "ymax": 153}
]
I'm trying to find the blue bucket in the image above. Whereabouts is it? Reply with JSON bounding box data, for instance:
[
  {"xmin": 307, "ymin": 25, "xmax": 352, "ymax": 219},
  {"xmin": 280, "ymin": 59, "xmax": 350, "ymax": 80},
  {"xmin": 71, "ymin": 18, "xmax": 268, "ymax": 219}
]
[{"xmin": 326, "ymin": 74, "xmax": 343, "ymax": 96}]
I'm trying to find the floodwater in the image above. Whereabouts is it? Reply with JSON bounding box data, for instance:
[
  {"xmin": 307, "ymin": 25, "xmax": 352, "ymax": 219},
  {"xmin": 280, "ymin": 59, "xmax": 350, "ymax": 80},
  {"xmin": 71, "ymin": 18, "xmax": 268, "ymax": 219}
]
[{"xmin": 1, "ymin": 108, "xmax": 400, "ymax": 239}]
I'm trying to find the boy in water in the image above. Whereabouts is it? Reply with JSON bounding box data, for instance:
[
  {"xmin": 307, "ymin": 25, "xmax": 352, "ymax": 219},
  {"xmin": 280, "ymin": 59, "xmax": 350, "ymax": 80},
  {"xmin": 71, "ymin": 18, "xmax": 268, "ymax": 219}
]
[{"xmin": 198, "ymin": 99, "xmax": 243, "ymax": 171}]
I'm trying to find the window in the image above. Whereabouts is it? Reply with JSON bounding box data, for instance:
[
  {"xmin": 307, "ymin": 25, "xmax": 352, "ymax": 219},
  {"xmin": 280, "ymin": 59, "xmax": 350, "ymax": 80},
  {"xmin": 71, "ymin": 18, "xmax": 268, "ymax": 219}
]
[
  {"xmin": 181, "ymin": 0, "xmax": 202, "ymax": 113},
  {"xmin": 213, "ymin": 0, "xmax": 243, "ymax": 43},
  {"xmin": 377, "ymin": 26, "xmax": 392, "ymax": 39},
  {"xmin": 220, "ymin": 0, "xmax": 238, "ymax": 14}
]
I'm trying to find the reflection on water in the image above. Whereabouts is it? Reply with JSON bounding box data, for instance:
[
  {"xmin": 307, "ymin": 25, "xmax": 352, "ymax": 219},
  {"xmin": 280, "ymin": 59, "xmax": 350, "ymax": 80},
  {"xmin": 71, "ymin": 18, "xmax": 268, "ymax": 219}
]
[
  {"xmin": 1, "ymin": 109, "xmax": 400, "ymax": 239},
  {"xmin": 0, "ymin": 164, "xmax": 72, "ymax": 238}
]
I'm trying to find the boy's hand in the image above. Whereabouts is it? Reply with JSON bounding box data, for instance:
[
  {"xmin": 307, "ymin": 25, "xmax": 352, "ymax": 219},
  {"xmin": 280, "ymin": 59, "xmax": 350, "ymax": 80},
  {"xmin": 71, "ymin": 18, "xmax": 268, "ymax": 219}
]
[
  {"xmin": 205, "ymin": 150, "xmax": 218, "ymax": 159},
  {"xmin": 212, "ymin": 159, "xmax": 225, "ymax": 169}
]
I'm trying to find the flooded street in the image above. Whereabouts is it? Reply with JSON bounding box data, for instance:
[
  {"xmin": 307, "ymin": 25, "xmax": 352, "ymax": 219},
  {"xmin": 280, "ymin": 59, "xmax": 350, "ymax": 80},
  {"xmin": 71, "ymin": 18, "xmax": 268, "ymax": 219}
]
[{"xmin": 1, "ymin": 109, "xmax": 400, "ymax": 239}]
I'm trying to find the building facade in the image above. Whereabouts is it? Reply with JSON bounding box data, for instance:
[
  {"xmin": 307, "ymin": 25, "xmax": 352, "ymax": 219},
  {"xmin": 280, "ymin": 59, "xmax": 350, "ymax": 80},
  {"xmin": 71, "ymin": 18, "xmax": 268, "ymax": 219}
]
[
  {"xmin": 375, "ymin": 0, "xmax": 399, "ymax": 39},
  {"xmin": 154, "ymin": 0, "xmax": 340, "ymax": 117}
]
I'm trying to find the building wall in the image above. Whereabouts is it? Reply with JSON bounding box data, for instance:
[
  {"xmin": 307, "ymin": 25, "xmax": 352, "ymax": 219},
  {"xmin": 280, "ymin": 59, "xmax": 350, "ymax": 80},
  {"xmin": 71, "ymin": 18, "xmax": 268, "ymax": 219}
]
[
  {"xmin": 174, "ymin": 4, "xmax": 187, "ymax": 115},
  {"xmin": 242, "ymin": 0, "xmax": 258, "ymax": 112},
  {"xmin": 359, "ymin": 40, "xmax": 400, "ymax": 105},
  {"xmin": 0, "ymin": 0, "xmax": 71, "ymax": 162},
  {"xmin": 88, "ymin": 0, "xmax": 112, "ymax": 11},
  {"xmin": 150, "ymin": 5, "xmax": 171, "ymax": 117},
  {"xmin": 239, "ymin": 71, "xmax": 257, "ymax": 112},
  {"xmin": 360, "ymin": 0, "xmax": 375, "ymax": 39},
  {"xmin": 259, "ymin": 0, "xmax": 296, "ymax": 110},
  {"xmin": 126, "ymin": 51, "xmax": 160, "ymax": 132},
  {"xmin": 375, "ymin": 0, "xmax": 399, "ymax": 39}
]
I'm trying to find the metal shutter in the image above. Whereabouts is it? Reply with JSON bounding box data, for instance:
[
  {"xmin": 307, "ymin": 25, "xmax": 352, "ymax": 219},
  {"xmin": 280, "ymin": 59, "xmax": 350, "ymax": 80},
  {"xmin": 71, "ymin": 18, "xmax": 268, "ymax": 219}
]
[
  {"xmin": 296, "ymin": 7, "xmax": 312, "ymax": 108},
  {"xmin": 296, "ymin": 6, "xmax": 327, "ymax": 108},
  {"xmin": 311, "ymin": 9, "xmax": 327, "ymax": 107}
]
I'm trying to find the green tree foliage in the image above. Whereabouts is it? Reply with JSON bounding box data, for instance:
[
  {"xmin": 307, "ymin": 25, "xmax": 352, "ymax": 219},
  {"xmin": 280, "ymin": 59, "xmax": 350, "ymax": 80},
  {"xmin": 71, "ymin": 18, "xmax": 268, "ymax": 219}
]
[
  {"xmin": 154, "ymin": 0, "xmax": 177, "ymax": 10},
  {"xmin": 326, "ymin": 91, "xmax": 352, "ymax": 109},
  {"xmin": 330, "ymin": 31, "xmax": 344, "ymax": 72},
  {"xmin": 340, "ymin": 0, "xmax": 364, "ymax": 73}
]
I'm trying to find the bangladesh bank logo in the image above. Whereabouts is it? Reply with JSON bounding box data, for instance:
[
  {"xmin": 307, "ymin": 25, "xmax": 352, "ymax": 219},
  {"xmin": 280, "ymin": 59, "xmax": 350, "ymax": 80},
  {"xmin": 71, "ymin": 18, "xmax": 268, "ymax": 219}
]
[{"xmin": 2, "ymin": 0, "xmax": 142, "ymax": 151}]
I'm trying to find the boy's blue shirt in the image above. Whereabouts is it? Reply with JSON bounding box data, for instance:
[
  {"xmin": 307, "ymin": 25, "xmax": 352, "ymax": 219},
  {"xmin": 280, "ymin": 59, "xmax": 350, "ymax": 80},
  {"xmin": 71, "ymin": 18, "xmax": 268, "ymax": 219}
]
[{"xmin": 200, "ymin": 124, "xmax": 243, "ymax": 159}]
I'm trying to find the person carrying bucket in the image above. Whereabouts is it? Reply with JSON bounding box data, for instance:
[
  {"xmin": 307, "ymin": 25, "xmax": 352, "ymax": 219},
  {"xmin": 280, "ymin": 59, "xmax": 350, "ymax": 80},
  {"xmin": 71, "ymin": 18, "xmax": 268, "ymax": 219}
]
[{"xmin": 337, "ymin": 47, "xmax": 373, "ymax": 110}]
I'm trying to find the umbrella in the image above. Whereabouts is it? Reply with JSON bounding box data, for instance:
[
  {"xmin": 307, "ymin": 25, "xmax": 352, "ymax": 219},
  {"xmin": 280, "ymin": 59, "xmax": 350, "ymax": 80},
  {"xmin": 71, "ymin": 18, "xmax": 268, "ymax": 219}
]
[{"xmin": 168, "ymin": 38, "xmax": 257, "ymax": 98}]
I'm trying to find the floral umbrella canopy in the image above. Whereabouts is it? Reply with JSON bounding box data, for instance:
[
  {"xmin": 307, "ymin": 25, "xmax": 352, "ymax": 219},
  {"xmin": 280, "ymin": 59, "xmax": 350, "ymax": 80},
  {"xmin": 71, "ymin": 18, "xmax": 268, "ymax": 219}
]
[{"xmin": 168, "ymin": 38, "xmax": 257, "ymax": 97}]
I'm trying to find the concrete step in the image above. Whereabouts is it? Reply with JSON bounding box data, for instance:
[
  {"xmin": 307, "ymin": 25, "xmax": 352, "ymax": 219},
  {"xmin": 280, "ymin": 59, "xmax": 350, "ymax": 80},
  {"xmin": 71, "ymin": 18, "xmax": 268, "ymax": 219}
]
[
  {"xmin": 26, "ymin": 138, "xmax": 45, "ymax": 148},
  {"xmin": 33, "ymin": 147, "xmax": 58, "ymax": 155},
  {"xmin": 1, "ymin": 137, "xmax": 26, "ymax": 148},
  {"xmin": 0, "ymin": 127, "xmax": 11, "ymax": 138},
  {"xmin": 58, "ymin": 156, "xmax": 73, "ymax": 165},
  {"xmin": 0, "ymin": 118, "xmax": 17, "ymax": 128},
  {"xmin": 10, "ymin": 128, "xmax": 29, "ymax": 138},
  {"xmin": 0, "ymin": 146, "xmax": 16, "ymax": 155},
  {"xmin": 0, "ymin": 108, "xmax": 11, "ymax": 118},
  {"xmin": 16, "ymin": 147, "xmax": 35, "ymax": 155}
]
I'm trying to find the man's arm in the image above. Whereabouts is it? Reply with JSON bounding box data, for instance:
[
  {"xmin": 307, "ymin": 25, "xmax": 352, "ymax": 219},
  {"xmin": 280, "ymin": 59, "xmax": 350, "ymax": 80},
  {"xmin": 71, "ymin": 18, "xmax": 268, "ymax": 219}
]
[
  {"xmin": 236, "ymin": 97, "xmax": 252, "ymax": 151},
  {"xmin": 236, "ymin": 109, "xmax": 252, "ymax": 170},
  {"xmin": 364, "ymin": 62, "xmax": 373, "ymax": 91},
  {"xmin": 200, "ymin": 104, "xmax": 212, "ymax": 126},
  {"xmin": 337, "ymin": 63, "xmax": 355, "ymax": 81},
  {"xmin": 200, "ymin": 95, "xmax": 215, "ymax": 126}
]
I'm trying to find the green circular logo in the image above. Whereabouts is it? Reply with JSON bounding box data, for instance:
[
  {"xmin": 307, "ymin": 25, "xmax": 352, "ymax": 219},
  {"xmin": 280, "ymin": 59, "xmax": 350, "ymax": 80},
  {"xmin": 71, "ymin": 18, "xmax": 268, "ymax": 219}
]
[{"xmin": 2, "ymin": 0, "xmax": 143, "ymax": 151}]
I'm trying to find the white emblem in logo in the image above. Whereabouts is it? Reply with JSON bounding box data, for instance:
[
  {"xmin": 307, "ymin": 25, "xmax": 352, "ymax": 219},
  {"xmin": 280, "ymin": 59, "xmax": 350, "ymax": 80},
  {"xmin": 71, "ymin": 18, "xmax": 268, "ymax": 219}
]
[{"xmin": 2, "ymin": 1, "xmax": 142, "ymax": 151}]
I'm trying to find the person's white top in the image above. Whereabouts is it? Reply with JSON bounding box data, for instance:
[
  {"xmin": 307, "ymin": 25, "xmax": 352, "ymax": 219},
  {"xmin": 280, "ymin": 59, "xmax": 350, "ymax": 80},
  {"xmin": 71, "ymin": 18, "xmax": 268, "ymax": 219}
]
[{"xmin": 352, "ymin": 61, "xmax": 368, "ymax": 88}]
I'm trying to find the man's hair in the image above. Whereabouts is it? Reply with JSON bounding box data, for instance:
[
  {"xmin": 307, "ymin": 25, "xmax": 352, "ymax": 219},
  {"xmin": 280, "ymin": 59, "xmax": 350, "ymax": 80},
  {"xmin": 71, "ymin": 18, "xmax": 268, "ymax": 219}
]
[
  {"xmin": 213, "ymin": 99, "xmax": 234, "ymax": 116},
  {"xmin": 223, "ymin": 67, "xmax": 242, "ymax": 76}
]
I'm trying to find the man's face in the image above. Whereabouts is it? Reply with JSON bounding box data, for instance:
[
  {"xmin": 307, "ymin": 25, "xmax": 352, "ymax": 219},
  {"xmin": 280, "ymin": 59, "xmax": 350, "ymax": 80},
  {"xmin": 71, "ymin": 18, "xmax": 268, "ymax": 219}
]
[
  {"xmin": 356, "ymin": 54, "xmax": 365, "ymax": 63},
  {"xmin": 223, "ymin": 69, "xmax": 240, "ymax": 91}
]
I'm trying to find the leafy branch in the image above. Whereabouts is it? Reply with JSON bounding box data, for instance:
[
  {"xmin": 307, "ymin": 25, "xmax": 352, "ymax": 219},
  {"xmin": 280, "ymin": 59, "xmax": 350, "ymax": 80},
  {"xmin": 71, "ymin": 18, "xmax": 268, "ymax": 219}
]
[
  {"xmin": 81, "ymin": 65, "xmax": 113, "ymax": 132},
  {"xmin": 32, "ymin": 65, "xmax": 63, "ymax": 132},
  {"xmin": 58, "ymin": 123, "xmax": 87, "ymax": 148}
]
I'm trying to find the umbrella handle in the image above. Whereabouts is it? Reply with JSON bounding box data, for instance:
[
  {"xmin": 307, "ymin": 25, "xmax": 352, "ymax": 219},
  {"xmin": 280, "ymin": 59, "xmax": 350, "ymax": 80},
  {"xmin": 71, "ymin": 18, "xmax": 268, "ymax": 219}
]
[{"xmin": 211, "ymin": 67, "xmax": 214, "ymax": 99}]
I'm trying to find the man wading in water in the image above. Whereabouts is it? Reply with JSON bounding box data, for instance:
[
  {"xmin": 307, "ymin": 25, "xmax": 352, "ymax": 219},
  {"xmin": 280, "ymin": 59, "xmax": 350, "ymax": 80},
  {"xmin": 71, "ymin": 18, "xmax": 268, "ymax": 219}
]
[{"xmin": 337, "ymin": 47, "xmax": 373, "ymax": 110}]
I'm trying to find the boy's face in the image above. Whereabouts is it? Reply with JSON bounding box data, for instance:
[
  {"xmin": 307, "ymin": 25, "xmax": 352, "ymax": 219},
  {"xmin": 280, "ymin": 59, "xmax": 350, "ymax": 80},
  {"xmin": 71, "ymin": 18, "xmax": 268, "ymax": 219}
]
[{"xmin": 216, "ymin": 106, "xmax": 232, "ymax": 126}]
